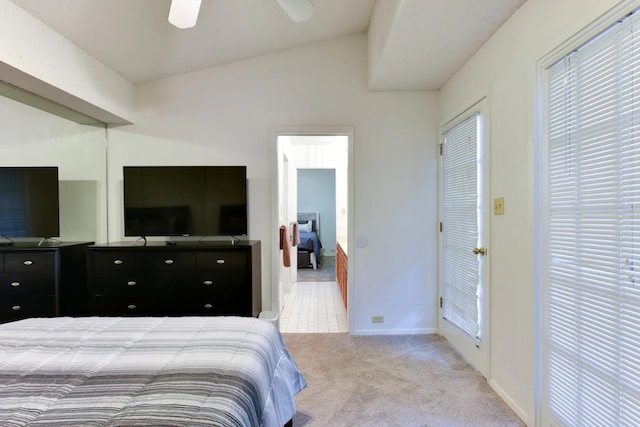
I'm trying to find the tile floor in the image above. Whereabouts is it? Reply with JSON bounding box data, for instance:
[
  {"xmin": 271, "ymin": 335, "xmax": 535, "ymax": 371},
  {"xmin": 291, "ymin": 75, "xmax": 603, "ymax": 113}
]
[{"xmin": 279, "ymin": 281, "xmax": 348, "ymax": 333}]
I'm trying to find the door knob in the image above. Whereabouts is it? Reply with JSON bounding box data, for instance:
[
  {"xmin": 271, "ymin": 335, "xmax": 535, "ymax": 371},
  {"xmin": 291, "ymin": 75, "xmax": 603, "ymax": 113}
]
[{"xmin": 473, "ymin": 247, "xmax": 487, "ymax": 256}]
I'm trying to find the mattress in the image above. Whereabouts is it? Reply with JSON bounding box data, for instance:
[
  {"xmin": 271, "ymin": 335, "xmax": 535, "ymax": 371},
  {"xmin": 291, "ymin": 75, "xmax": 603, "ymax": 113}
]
[{"xmin": 0, "ymin": 316, "xmax": 307, "ymax": 426}]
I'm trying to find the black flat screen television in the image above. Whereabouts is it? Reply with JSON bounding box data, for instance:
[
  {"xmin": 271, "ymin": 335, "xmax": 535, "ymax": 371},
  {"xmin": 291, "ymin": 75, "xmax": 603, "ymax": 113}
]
[
  {"xmin": 123, "ymin": 166, "xmax": 248, "ymax": 237},
  {"xmin": 0, "ymin": 167, "xmax": 60, "ymax": 238}
]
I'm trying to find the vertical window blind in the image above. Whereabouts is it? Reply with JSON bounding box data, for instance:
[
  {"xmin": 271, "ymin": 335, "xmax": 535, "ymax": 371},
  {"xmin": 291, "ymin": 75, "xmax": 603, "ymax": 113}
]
[
  {"xmin": 546, "ymin": 10, "xmax": 640, "ymax": 426},
  {"xmin": 441, "ymin": 114, "xmax": 481, "ymax": 340}
]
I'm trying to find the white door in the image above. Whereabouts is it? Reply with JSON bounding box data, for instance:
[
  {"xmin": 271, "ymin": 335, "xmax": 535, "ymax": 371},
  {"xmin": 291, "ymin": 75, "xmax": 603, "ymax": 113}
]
[{"xmin": 439, "ymin": 100, "xmax": 491, "ymax": 377}]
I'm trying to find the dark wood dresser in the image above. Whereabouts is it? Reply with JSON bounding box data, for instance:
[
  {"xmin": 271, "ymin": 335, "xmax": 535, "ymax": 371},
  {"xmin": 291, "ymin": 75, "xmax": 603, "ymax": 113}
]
[
  {"xmin": 0, "ymin": 242, "xmax": 92, "ymax": 323},
  {"xmin": 87, "ymin": 241, "xmax": 261, "ymax": 317}
]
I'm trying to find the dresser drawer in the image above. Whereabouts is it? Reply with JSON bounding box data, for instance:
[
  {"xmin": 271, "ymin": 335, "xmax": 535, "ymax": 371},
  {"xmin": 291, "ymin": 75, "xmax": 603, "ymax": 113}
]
[
  {"xmin": 92, "ymin": 296, "xmax": 160, "ymax": 316},
  {"xmin": 0, "ymin": 273, "xmax": 55, "ymax": 295},
  {"xmin": 177, "ymin": 271, "xmax": 246, "ymax": 294},
  {"xmin": 92, "ymin": 252, "xmax": 146, "ymax": 271},
  {"xmin": 169, "ymin": 296, "xmax": 244, "ymax": 316},
  {"xmin": 93, "ymin": 273, "xmax": 168, "ymax": 296},
  {"xmin": 4, "ymin": 252, "xmax": 55, "ymax": 272},
  {"xmin": 147, "ymin": 252, "xmax": 195, "ymax": 271},
  {"xmin": 196, "ymin": 252, "xmax": 247, "ymax": 270},
  {"xmin": 0, "ymin": 296, "xmax": 56, "ymax": 321}
]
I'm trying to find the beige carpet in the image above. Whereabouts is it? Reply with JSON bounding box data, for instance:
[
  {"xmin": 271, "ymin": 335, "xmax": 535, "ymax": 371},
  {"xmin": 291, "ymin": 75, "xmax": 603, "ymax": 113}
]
[{"xmin": 283, "ymin": 333, "xmax": 525, "ymax": 427}]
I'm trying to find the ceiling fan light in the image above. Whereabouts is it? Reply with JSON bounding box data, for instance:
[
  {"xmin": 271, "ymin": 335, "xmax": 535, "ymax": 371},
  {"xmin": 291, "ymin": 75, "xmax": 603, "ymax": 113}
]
[
  {"xmin": 168, "ymin": 0, "xmax": 202, "ymax": 29},
  {"xmin": 276, "ymin": 0, "xmax": 315, "ymax": 23}
]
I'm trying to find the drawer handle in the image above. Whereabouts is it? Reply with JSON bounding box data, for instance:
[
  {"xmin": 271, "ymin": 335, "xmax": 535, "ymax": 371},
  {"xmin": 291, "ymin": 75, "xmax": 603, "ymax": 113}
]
[
  {"xmin": 127, "ymin": 281, "xmax": 137, "ymax": 286},
  {"xmin": 216, "ymin": 259, "xmax": 225, "ymax": 264},
  {"xmin": 10, "ymin": 282, "xmax": 20, "ymax": 287},
  {"xmin": 11, "ymin": 305, "xmax": 21, "ymax": 311},
  {"xmin": 23, "ymin": 260, "xmax": 33, "ymax": 266},
  {"xmin": 204, "ymin": 303, "xmax": 213, "ymax": 309},
  {"xmin": 164, "ymin": 259, "xmax": 174, "ymax": 265},
  {"xmin": 127, "ymin": 304, "xmax": 137, "ymax": 310},
  {"xmin": 203, "ymin": 280, "xmax": 213, "ymax": 286},
  {"xmin": 114, "ymin": 260, "xmax": 124, "ymax": 265}
]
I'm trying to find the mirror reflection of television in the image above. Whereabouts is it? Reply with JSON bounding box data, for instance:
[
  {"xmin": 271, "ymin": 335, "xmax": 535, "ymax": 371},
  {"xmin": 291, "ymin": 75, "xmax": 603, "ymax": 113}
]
[
  {"xmin": 123, "ymin": 166, "xmax": 248, "ymax": 237},
  {"xmin": 0, "ymin": 167, "xmax": 60, "ymax": 238}
]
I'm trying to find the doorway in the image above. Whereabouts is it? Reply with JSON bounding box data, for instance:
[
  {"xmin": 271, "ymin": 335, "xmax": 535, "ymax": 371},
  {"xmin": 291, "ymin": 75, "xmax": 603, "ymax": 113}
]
[
  {"xmin": 296, "ymin": 168, "xmax": 336, "ymax": 282},
  {"xmin": 273, "ymin": 131, "xmax": 352, "ymax": 333}
]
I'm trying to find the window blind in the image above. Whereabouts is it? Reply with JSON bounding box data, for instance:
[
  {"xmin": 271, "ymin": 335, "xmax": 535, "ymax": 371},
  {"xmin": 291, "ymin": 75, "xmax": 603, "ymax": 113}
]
[
  {"xmin": 546, "ymin": 10, "xmax": 640, "ymax": 426},
  {"xmin": 441, "ymin": 114, "xmax": 480, "ymax": 340}
]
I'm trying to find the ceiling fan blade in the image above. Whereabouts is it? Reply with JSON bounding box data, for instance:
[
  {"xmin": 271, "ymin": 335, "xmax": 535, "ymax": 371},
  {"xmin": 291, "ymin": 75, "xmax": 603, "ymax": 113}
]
[
  {"xmin": 168, "ymin": 0, "xmax": 202, "ymax": 29},
  {"xmin": 275, "ymin": 0, "xmax": 315, "ymax": 23}
]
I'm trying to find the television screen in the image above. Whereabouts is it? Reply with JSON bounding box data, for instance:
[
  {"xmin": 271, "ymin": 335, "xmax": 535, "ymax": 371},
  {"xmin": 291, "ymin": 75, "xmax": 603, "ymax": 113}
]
[
  {"xmin": 0, "ymin": 167, "xmax": 60, "ymax": 238},
  {"xmin": 123, "ymin": 166, "xmax": 248, "ymax": 237}
]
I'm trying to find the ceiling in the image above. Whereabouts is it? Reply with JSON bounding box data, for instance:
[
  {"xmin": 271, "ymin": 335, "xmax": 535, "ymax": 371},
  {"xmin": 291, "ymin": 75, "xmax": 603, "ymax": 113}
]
[{"xmin": 9, "ymin": 0, "xmax": 526, "ymax": 91}]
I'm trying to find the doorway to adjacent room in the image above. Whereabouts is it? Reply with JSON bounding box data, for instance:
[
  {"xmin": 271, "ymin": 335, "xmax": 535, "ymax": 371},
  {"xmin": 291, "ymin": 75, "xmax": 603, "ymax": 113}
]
[{"xmin": 274, "ymin": 131, "xmax": 351, "ymax": 333}]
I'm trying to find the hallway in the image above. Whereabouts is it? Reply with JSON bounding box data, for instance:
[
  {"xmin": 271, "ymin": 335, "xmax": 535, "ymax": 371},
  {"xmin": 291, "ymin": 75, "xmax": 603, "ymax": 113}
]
[{"xmin": 279, "ymin": 280, "xmax": 348, "ymax": 333}]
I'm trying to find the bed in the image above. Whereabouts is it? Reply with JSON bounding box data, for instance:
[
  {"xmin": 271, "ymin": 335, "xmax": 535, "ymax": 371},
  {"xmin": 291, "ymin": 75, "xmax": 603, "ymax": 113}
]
[
  {"xmin": 296, "ymin": 212, "xmax": 322, "ymax": 269},
  {"xmin": 0, "ymin": 316, "xmax": 307, "ymax": 426}
]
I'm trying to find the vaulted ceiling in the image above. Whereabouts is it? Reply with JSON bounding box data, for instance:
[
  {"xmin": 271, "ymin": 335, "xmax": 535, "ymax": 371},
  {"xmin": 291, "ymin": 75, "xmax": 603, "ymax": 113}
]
[{"xmin": 9, "ymin": 0, "xmax": 526, "ymax": 91}]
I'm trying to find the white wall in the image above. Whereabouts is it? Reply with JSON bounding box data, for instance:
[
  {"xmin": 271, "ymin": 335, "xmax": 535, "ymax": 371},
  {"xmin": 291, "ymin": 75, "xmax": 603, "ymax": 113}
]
[
  {"xmin": 0, "ymin": 94, "xmax": 107, "ymax": 244},
  {"xmin": 107, "ymin": 34, "xmax": 439, "ymax": 334},
  {"xmin": 438, "ymin": 0, "xmax": 623, "ymax": 423}
]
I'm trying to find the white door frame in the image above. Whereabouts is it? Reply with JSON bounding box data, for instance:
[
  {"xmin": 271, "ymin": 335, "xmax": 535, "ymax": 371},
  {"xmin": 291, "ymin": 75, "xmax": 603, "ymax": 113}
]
[
  {"xmin": 270, "ymin": 126, "xmax": 355, "ymax": 330},
  {"xmin": 438, "ymin": 96, "xmax": 491, "ymax": 378}
]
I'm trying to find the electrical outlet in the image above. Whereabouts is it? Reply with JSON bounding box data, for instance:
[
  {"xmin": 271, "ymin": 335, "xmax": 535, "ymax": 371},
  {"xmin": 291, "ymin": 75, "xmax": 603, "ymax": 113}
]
[
  {"xmin": 494, "ymin": 197, "xmax": 505, "ymax": 215},
  {"xmin": 371, "ymin": 315, "xmax": 384, "ymax": 323}
]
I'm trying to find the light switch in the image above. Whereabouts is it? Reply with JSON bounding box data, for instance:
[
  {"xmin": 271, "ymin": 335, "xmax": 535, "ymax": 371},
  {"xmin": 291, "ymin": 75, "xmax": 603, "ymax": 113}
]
[{"xmin": 494, "ymin": 197, "xmax": 505, "ymax": 215}]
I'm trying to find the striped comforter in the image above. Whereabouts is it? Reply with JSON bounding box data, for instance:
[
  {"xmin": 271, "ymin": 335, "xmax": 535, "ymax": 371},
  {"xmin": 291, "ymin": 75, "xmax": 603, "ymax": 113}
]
[{"xmin": 0, "ymin": 316, "xmax": 307, "ymax": 426}]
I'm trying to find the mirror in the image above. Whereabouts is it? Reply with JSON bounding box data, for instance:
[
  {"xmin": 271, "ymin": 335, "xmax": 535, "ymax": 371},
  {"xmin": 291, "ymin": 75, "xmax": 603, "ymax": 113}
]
[{"xmin": 0, "ymin": 88, "xmax": 108, "ymax": 244}]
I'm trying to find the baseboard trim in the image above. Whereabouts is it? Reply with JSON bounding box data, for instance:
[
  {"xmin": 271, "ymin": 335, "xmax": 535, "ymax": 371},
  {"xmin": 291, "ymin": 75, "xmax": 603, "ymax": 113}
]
[
  {"xmin": 351, "ymin": 327, "xmax": 438, "ymax": 336},
  {"xmin": 488, "ymin": 379, "xmax": 529, "ymax": 424}
]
